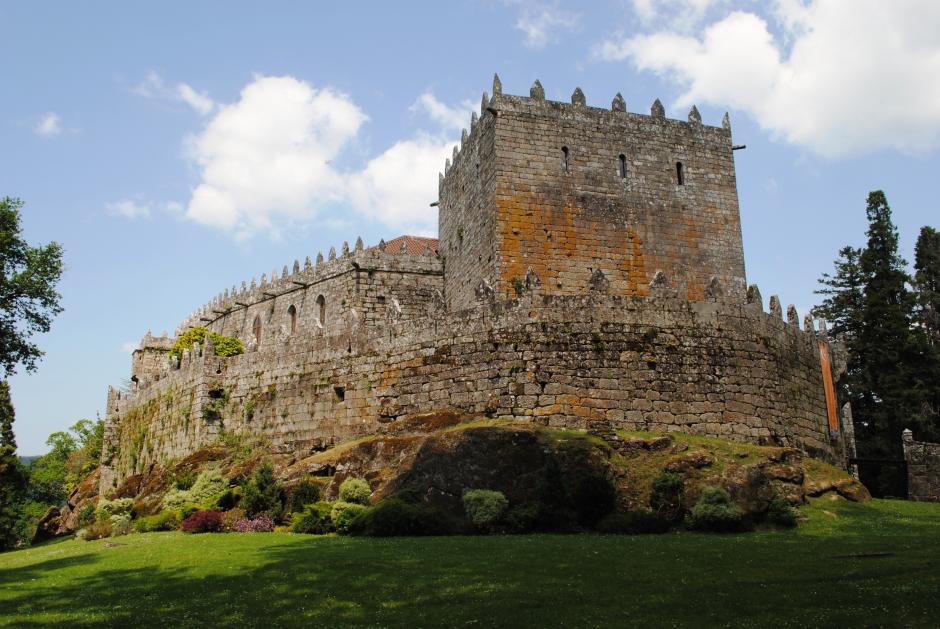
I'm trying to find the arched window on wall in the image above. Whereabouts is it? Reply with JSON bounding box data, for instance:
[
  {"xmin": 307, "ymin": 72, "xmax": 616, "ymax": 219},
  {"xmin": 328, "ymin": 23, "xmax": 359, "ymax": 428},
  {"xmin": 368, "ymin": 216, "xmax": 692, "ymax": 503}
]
[
  {"xmin": 316, "ymin": 295, "xmax": 326, "ymax": 327},
  {"xmin": 618, "ymin": 154, "xmax": 627, "ymax": 179},
  {"xmin": 252, "ymin": 315, "xmax": 262, "ymax": 345},
  {"xmin": 288, "ymin": 305, "xmax": 297, "ymax": 334},
  {"xmin": 561, "ymin": 146, "xmax": 570, "ymax": 172}
]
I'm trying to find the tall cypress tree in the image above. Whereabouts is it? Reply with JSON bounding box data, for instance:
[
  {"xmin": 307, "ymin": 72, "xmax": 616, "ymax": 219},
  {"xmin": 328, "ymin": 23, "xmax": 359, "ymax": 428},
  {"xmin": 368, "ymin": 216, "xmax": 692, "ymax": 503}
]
[
  {"xmin": 912, "ymin": 227, "xmax": 940, "ymax": 440},
  {"xmin": 0, "ymin": 380, "xmax": 25, "ymax": 550},
  {"xmin": 854, "ymin": 191, "xmax": 918, "ymax": 463}
]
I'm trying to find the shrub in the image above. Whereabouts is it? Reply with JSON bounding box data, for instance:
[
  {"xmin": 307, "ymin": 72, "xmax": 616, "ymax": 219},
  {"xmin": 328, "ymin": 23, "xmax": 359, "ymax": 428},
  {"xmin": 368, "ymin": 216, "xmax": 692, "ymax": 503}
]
[
  {"xmin": 650, "ymin": 472, "xmax": 685, "ymax": 523},
  {"xmin": 463, "ymin": 489, "xmax": 509, "ymax": 532},
  {"xmin": 221, "ymin": 508, "xmax": 246, "ymax": 532},
  {"xmin": 766, "ymin": 496, "xmax": 798, "ymax": 528},
  {"xmin": 347, "ymin": 498, "xmax": 457, "ymax": 537},
  {"xmin": 241, "ymin": 462, "xmax": 284, "ymax": 519},
  {"xmin": 291, "ymin": 502, "xmax": 334, "ymax": 534},
  {"xmin": 162, "ymin": 469, "xmax": 228, "ymax": 511},
  {"xmin": 169, "ymin": 326, "xmax": 244, "ymax": 360},
  {"xmin": 110, "ymin": 514, "xmax": 133, "ymax": 537},
  {"xmin": 232, "ymin": 514, "xmax": 275, "ymax": 532},
  {"xmin": 596, "ymin": 509, "xmax": 671, "ymax": 535},
  {"xmin": 331, "ymin": 501, "xmax": 369, "ymax": 533},
  {"xmin": 572, "ymin": 475, "xmax": 617, "ymax": 528},
  {"xmin": 96, "ymin": 497, "xmax": 133, "ymax": 522},
  {"xmin": 208, "ymin": 487, "xmax": 242, "ymax": 512},
  {"xmin": 170, "ymin": 470, "xmax": 197, "ymax": 491},
  {"xmin": 133, "ymin": 511, "xmax": 180, "ymax": 533},
  {"xmin": 689, "ymin": 486, "xmax": 750, "ymax": 533},
  {"xmin": 77, "ymin": 519, "xmax": 112, "ymax": 541},
  {"xmin": 173, "ymin": 502, "xmax": 202, "ymax": 523},
  {"xmin": 180, "ymin": 510, "xmax": 223, "ymax": 533},
  {"xmin": 338, "ymin": 477, "xmax": 371, "ymax": 506},
  {"xmin": 287, "ymin": 480, "xmax": 321, "ymax": 514},
  {"xmin": 504, "ymin": 502, "xmax": 542, "ymax": 533},
  {"xmin": 77, "ymin": 503, "xmax": 96, "ymax": 528}
]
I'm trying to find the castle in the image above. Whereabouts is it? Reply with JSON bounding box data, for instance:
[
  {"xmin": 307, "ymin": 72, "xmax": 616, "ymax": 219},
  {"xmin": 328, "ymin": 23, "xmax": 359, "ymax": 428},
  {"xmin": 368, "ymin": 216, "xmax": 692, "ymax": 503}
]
[{"xmin": 99, "ymin": 76, "xmax": 854, "ymax": 492}]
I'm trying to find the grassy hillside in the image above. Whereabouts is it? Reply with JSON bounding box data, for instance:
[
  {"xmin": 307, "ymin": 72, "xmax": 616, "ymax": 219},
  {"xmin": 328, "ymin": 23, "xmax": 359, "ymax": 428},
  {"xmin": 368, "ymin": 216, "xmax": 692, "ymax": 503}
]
[{"xmin": 2, "ymin": 498, "xmax": 938, "ymax": 627}]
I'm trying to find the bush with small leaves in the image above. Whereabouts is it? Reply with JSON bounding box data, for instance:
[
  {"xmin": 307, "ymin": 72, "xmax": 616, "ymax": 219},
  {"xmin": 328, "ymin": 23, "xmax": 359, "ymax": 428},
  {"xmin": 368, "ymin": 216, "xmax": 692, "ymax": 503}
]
[
  {"xmin": 766, "ymin": 496, "xmax": 798, "ymax": 528},
  {"xmin": 133, "ymin": 511, "xmax": 180, "ymax": 533},
  {"xmin": 162, "ymin": 469, "xmax": 228, "ymax": 511},
  {"xmin": 77, "ymin": 503, "xmax": 96, "ymax": 528},
  {"xmin": 650, "ymin": 472, "xmax": 685, "ymax": 523},
  {"xmin": 208, "ymin": 487, "xmax": 242, "ymax": 512},
  {"xmin": 180, "ymin": 510, "xmax": 223, "ymax": 533},
  {"xmin": 287, "ymin": 480, "xmax": 321, "ymax": 514},
  {"xmin": 347, "ymin": 497, "xmax": 458, "ymax": 537},
  {"xmin": 338, "ymin": 477, "xmax": 371, "ymax": 506},
  {"xmin": 96, "ymin": 498, "xmax": 133, "ymax": 522},
  {"xmin": 463, "ymin": 489, "xmax": 508, "ymax": 532},
  {"xmin": 110, "ymin": 514, "xmax": 132, "ymax": 537},
  {"xmin": 689, "ymin": 486, "xmax": 750, "ymax": 533},
  {"xmin": 331, "ymin": 501, "xmax": 368, "ymax": 533},
  {"xmin": 504, "ymin": 502, "xmax": 542, "ymax": 533},
  {"xmin": 240, "ymin": 462, "xmax": 284, "ymax": 519},
  {"xmin": 291, "ymin": 502, "xmax": 334, "ymax": 534}
]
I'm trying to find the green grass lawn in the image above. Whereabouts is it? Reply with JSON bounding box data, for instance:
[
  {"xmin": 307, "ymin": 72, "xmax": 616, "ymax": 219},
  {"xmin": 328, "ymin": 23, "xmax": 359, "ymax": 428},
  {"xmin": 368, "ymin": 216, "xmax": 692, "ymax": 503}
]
[{"xmin": 1, "ymin": 498, "xmax": 938, "ymax": 628}]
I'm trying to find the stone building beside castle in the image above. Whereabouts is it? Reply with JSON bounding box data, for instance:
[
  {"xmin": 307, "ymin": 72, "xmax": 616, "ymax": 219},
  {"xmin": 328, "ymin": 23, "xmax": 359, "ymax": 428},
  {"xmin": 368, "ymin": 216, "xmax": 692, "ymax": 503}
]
[{"xmin": 100, "ymin": 76, "xmax": 854, "ymax": 492}]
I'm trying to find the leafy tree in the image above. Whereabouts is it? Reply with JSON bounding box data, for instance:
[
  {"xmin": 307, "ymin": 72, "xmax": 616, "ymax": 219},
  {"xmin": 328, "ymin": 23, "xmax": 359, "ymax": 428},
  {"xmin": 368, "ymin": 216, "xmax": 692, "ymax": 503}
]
[
  {"xmin": 241, "ymin": 462, "xmax": 283, "ymax": 518},
  {"xmin": 0, "ymin": 197, "xmax": 64, "ymax": 377},
  {"xmin": 0, "ymin": 381, "xmax": 26, "ymax": 550}
]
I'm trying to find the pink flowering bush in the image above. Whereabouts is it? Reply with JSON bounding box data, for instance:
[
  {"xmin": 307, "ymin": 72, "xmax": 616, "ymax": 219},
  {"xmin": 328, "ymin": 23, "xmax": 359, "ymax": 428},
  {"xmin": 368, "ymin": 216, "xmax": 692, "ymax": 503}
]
[{"xmin": 232, "ymin": 514, "xmax": 275, "ymax": 532}]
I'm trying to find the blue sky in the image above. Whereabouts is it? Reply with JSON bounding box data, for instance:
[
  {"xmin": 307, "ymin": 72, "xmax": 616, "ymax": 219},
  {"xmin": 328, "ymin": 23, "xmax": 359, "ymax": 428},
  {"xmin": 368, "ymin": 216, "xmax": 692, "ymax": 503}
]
[{"xmin": 3, "ymin": 1, "xmax": 938, "ymax": 454}]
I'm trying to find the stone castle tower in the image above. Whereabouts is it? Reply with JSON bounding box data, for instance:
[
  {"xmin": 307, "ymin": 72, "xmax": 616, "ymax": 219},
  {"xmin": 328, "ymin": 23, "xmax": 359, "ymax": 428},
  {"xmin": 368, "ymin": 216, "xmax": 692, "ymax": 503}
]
[
  {"xmin": 440, "ymin": 76, "xmax": 744, "ymax": 309},
  {"xmin": 98, "ymin": 76, "xmax": 853, "ymax": 493}
]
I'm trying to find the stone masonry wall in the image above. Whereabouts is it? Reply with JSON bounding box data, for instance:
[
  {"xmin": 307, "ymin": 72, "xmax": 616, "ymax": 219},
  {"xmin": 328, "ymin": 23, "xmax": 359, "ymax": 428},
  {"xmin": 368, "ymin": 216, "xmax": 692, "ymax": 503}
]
[
  {"xmin": 902, "ymin": 430, "xmax": 940, "ymax": 502},
  {"xmin": 440, "ymin": 78, "xmax": 746, "ymax": 310},
  {"xmin": 101, "ymin": 286, "xmax": 846, "ymax": 492}
]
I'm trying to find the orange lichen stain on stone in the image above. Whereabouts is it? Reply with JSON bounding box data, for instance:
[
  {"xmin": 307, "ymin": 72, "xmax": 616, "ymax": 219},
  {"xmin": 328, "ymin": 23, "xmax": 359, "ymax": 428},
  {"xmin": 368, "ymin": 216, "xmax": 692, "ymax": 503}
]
[{"xmin": 623, "ymin": 226, "xmax": 648, "ymax": 296}]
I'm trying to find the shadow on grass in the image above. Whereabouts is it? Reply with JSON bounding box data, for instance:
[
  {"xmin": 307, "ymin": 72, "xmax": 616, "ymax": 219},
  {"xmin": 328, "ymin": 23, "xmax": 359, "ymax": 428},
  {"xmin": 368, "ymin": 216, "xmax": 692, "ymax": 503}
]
[{"xmin": 1, "ymin": 500, "xmax": 939, "ymax": 628}]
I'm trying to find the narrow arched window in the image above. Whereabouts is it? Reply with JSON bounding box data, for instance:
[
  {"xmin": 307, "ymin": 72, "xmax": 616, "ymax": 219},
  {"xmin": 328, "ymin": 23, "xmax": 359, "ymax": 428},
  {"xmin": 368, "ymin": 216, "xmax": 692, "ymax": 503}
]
[
  {"xmin": 618, "ymin": 154, "xmax": 627, "ymax": 179},
  {"xmin": 561, "ymin": 146, "xmax": 569, "ymax": 172},
  {"xmin": 316, "ymin": 295, "xmax": 326, "ymax": 326},
  {"xmin": 252, "ymin": 315, "xmax": 262, "ymax": 345},
  {"xmin": 676, "ymin": 161, "xmax": 684, "ymax": 185},
  {"xmin": 287, "ymin": 305, "xmax": 297, "ymax": 334}
]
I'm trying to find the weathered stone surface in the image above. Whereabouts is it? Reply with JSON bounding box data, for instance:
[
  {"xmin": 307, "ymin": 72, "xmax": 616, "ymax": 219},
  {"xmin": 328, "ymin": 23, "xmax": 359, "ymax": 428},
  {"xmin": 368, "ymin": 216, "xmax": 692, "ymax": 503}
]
[
  {"xmin": 97, "ymin": 79, "xmax": 852, "ymax": 497},
  {"xmin": 32, "ymin": 506, "xmax": 61, "ymax": 544},
  {"xmin": 902, "ymin": 430, "xmax": 940, "ymax": 502}
]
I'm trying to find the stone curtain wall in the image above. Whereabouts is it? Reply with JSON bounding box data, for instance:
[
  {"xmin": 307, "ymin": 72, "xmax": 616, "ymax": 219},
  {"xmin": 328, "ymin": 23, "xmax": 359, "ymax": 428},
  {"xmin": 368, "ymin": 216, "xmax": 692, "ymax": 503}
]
[
  {"xmin": 902, "ymin": 430, "xmax": 940, "ymax": 502},
  {"xmin": 101, "ymin": 290, "xmax": 845, "ymax": 492},
  {"xmin": 439, "ymin": 78, "xmax": 746, "ymax": 310}
]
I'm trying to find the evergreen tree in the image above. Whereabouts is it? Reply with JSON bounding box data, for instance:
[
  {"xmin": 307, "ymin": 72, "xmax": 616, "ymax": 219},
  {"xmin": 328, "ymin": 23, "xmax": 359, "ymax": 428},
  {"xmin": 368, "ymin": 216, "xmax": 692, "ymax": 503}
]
[
  {"xmin": 912, "ymin": 226, "xmax": 940, "ymax": 440},
  {"xmin": 812, "ymin": 246, "xmax": 866, "ymax": 340},
  {"xmin": 0, "ymin": 381, "xmax": 25, "ymax": 550},
  {"xmin": 914, "ymin": 226, "xmax": 940, "ymax": 346}
]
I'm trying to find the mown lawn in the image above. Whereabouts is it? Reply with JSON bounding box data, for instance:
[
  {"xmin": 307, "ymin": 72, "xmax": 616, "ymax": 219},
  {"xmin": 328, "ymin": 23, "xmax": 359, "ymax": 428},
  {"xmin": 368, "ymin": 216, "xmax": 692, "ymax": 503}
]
[{"xmin": 1, "ymin": 498, "xmax": 938, "ymax": 628}]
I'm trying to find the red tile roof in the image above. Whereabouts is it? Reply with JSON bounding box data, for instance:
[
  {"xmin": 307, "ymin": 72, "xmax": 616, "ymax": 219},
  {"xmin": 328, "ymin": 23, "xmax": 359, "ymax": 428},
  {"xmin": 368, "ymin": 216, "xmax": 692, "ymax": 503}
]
[{"xmin": 373, "ymin": 235, "xmax": 439, "ymax": 256}]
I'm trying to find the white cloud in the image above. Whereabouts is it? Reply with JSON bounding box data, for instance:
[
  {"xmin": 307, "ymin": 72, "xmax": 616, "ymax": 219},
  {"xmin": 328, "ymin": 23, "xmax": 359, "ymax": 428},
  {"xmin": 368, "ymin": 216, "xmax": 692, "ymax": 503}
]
[
  {"xmin": 631, "ymin": 0, "xmax": 723, "ymax": 30},
  {"xmin": 35, "ymin": 113, "xmax": 61, "ymax": 137},
  {"xmin": 348, "ymin": 134, "xmax": 455, "ymax": 235},
  {"xmin": 133, "ymin": 70, "xmax": 216, "ymax": 115},
  {"xmin": 180, "ymin": 75, "xmax": 466, "ymax": 239},
  {"xmin": 599, "ymin": 1, "xmax": 940, "ymax": 157},
  {"xmin": 410, "ymin": 92, "xmax": 475, "ymax": 131},
  {"xmin": 176, "ymin": 84, "xmax": 215, "ymax": 116},
  {"xmin": 106, "ymin": 199, "xmax": 151, "ymax": 219},
  {"xmin": 184, "ymin": 75, "xmax": 367, "ymax": 237},
  {"xmin": 506, "ymin": 1, "xmax": 579, "ymax": 49}
]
